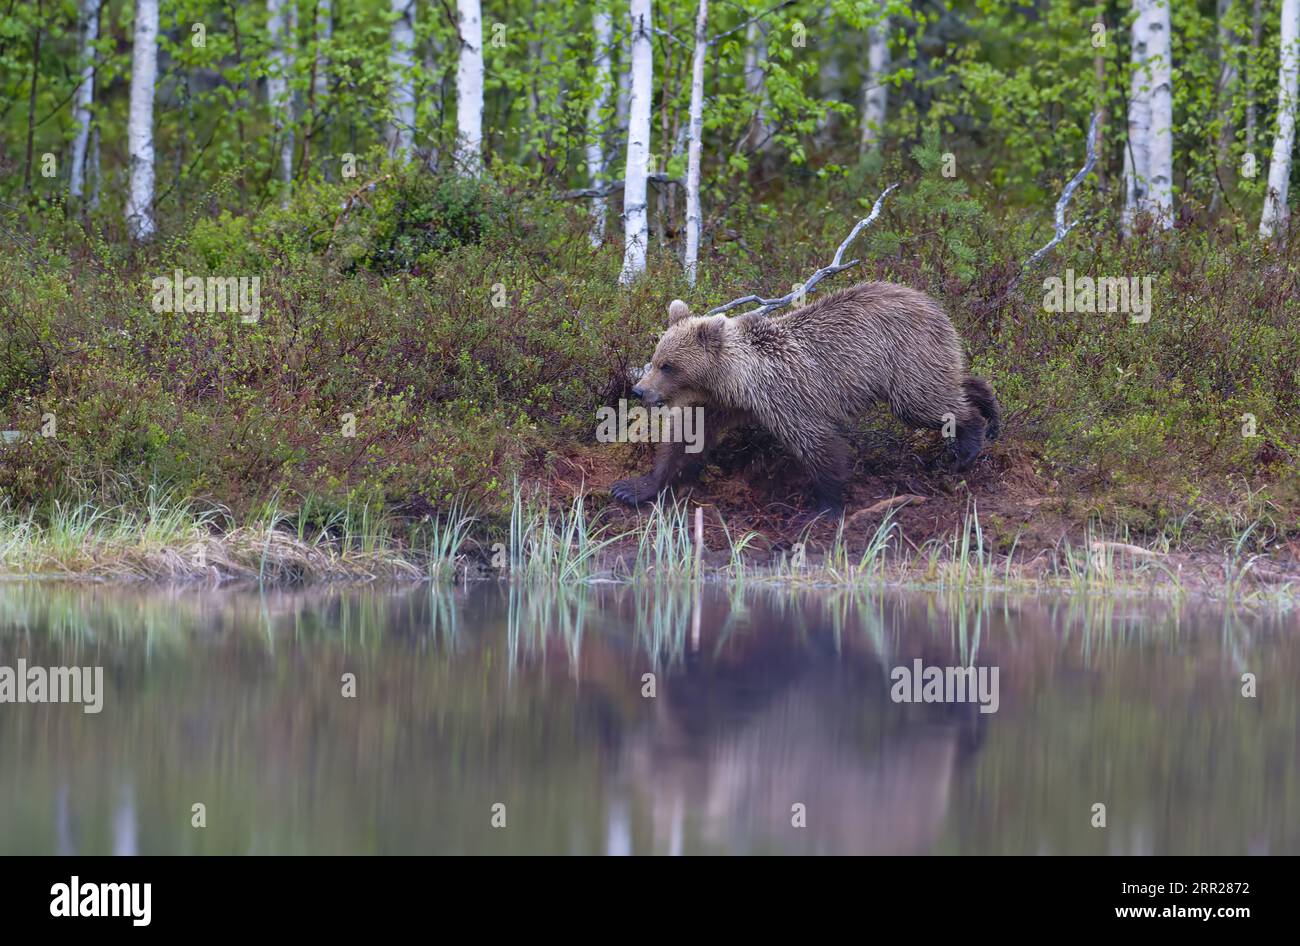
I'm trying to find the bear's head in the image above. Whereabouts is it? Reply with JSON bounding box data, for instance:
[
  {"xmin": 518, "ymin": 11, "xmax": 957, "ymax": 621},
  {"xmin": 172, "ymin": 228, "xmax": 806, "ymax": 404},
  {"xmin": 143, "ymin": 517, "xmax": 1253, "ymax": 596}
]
[{"xmin": 631, "ymin": 300, "xmax": 728, "ymax": 407}]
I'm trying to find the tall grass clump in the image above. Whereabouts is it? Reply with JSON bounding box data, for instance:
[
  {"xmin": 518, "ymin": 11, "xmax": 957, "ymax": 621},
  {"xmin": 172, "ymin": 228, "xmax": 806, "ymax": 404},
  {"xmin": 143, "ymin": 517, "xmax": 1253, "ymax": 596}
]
[
  {"xmin": 505, "ymin": 485, "xmax": 620, "ymax": 583},
  {"xmin": 630, "ymin": 499, "xmax": 699, "ymax": 581}
]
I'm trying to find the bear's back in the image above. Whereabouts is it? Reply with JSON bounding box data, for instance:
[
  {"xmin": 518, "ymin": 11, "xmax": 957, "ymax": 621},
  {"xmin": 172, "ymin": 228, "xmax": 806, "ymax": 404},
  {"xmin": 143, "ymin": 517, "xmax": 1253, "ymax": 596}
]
[{"xmin": 768, "ymin": 281, "xmax": 958, "ymax": 357}]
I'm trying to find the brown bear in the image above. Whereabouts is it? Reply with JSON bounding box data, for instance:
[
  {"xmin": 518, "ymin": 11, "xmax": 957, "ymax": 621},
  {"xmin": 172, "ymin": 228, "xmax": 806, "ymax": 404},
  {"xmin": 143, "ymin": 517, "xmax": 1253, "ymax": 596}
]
[{"xmin": 610, "ymin": 281, "xmax": 1000, "ymax": 511}]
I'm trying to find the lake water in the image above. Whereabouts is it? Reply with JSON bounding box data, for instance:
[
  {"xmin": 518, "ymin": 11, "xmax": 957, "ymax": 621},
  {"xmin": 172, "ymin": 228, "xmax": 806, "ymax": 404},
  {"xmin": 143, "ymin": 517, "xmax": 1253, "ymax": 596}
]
[{"xmin": 0, "ymin": 582, "xmax": 1296, "ymax": 855}]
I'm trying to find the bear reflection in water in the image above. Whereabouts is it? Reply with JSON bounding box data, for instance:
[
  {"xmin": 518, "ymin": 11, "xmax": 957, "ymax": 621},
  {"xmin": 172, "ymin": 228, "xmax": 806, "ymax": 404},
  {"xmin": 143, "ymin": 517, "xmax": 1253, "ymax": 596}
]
[{"xmin": 576, "ymin": 591, "xmax": 986, "ymax": 855}]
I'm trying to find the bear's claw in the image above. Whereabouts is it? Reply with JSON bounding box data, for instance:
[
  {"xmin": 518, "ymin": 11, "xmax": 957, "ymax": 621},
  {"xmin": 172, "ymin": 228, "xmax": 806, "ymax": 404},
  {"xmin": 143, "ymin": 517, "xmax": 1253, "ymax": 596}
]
[{"xmin": 611, "ymin": 476, "xmax": 660, "ymax": 506}]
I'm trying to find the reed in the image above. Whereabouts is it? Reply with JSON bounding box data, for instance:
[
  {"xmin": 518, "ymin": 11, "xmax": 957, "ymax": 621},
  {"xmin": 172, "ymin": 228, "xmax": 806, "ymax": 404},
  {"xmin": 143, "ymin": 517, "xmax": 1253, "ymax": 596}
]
[{"xmin": 0, "ymin": 484, "xmax": 1294, "ymax": 603}]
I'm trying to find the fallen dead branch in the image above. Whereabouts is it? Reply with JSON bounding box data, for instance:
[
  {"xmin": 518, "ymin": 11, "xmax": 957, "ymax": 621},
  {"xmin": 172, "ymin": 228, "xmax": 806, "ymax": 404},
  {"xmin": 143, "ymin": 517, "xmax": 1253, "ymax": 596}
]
[
  {"xmin": 984, "ymin": 112, "xmax": 1099, "ymax": 310},
  {"xmin": 704, "ymin": 183, "xmax": 898, "ymax": 317},
  {"xmin": 1023, "ymin": 111, "xmax": 1101, "ymax": 269},
  {"xmin": 1089, "ymin": 540, "xmax": 1163, "ymax": 559},
  {"xmin": 847, "ymin": 493, "xmax": 927, "ymax": 526}
]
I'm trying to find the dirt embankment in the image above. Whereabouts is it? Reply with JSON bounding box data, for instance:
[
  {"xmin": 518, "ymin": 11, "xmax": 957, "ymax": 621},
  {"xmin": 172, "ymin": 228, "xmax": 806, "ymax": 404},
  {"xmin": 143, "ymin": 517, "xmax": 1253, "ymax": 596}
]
[{"xmin": 523, "ymin": 429, "xmax": 1300, "ymax": 593}]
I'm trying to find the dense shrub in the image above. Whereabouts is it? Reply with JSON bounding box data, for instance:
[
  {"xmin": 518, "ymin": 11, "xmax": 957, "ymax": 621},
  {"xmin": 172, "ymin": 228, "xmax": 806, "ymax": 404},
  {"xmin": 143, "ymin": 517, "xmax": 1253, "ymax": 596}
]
[{"xmin": 0, "ymin": 169, "xmax": 1297, "ymax": 546}]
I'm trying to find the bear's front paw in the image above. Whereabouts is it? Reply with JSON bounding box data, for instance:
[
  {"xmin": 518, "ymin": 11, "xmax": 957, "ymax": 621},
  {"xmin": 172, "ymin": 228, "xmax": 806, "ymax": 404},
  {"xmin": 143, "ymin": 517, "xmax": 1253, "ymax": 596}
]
[{"xmin": 611, "ymin": 476, "xmax": 660, "ymax": 506}]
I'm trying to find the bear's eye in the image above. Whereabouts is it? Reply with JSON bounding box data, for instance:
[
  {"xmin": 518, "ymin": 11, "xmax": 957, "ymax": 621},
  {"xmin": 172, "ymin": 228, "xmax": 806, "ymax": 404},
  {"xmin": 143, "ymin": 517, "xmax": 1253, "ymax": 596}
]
[{"xmin": 659, "ymin": 362, "xmax": 675, "ymax": 373}]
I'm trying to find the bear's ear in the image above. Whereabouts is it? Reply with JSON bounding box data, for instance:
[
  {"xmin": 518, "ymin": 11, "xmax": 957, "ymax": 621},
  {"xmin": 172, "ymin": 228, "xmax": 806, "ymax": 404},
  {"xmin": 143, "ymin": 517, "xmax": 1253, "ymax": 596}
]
[
  {"xmin": 696, "ymin": 315, "xmax": 726, "ymax": 355},
  {"xmin": 667, "ymin": 299, "xmax": 692, "ymax": 325}
]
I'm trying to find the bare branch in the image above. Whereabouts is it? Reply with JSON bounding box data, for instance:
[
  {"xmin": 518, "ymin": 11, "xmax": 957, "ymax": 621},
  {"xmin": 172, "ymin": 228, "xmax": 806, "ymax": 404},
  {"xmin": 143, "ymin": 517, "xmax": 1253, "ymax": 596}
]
[
  {"xmin": 704, "ymin": 183, "xmax": 898, "ymax": 317},
  {"xmin": 328, "ymin": 173, "xmax": 395, "ymax": 250},
  {"xmin": 1022, "ymin": 111, "xmax": 1100, "ymax": 268},
  {"xmin": 709, "ymin": 1, "xmax": 796, "ymax": 45},
  {"xmin": 975, "ymin": 112, "xmax": 1101, "ymax": 315},
  {"xmin": 648, "ymin": 25, "xmax": 691, "ymax": 49},
  {"xmin": 559, "ymin": 173, "xmax": 682, "ymax": 200}
]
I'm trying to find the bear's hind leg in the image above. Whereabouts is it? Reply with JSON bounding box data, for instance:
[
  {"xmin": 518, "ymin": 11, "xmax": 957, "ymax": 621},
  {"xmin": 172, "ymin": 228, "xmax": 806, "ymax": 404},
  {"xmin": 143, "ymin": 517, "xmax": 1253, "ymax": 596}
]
[{"xmin": 889, "ymin": 386, "xmax": 987, "ymax": 471}]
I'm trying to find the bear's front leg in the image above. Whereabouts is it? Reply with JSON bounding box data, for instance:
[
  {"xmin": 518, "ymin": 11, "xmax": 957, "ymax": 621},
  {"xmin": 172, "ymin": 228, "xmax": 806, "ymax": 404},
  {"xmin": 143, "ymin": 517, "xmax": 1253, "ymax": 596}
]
[{"xmin": 611, "ymin": 439, "xmax": 687, "ymax": 505}]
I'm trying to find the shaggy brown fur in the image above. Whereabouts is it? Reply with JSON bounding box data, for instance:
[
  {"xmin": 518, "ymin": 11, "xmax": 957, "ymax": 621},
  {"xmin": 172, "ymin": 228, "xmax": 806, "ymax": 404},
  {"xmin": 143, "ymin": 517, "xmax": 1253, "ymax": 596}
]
[{"xmin": 611, "ymin": 282, "xmax": 1001, "ymax": 510}]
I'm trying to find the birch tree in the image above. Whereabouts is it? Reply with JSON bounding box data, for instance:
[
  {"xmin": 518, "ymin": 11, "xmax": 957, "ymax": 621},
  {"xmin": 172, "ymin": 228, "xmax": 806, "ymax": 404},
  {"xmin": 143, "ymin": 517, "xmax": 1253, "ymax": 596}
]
[
  {"xmin": 616, "ymin": 33, "xmax": 630, "ymax": 132},
  {"xmin": 125, "ymin": 0, "xmax": 158, "ymax": 241},
  {"xmin": 1213, "ymin": 0, "xmax": 1239, "ymax": 206},
  {"xmin": 1146, "ymin": 0, "xmax": 1174, "ymax": 226},
  {"xmin": 743, "ymin": 21, "xmax": 771, "ymax": 152},
  {"xmin": 456, "ymin": 0, "xmax": 484, "ymax": 175},
  {"xmin": 586, "ymin": 3, "xmax": 614, "ymax": 246},
  {"xmin": 314, "ymin": 0, "xmax": 331, "ymax": 107},
  {"xmin": 267, "ymin": 0, "xmax": 296, "ymax": 205},
  {"xmin": 304, "ymin": 0, "xmax": 331, "ymax": 176},
  {"xmin": 683, "ymin": 0, "xmax": 707, "ymax": 284},
  {"xmin": 815, "ymin": 3, "xmax": 842, "ymax": 146},
  {"xmin": 620, "ymin": 0, "xmax": 654, "ymax": 285},
  {"xmin": 1123, "ymin": 4, "xmax": 1151, "ymax": 235},
  {"xmin": 423, "ymin": 32, "xmax": 446, "ymax": 170},
  {"xmin": 1261, "ymin": 0, "xmax": 1300, "ymax": 238},
  {"xmin": 1123, "ymin": 0, "xmax": 1173, "ymax": 234},
  {"xmin": 69, "ymin": 0, "xmax": 99, "ymax": 202},
  {"xmin": 388, "ymin": 0, "xmax": 417, "ymax": 160},
  {"xmin": 860, "ymin": 9, "xmax": 889, "ymax": 155},
  {"xmin": 88, "ymin": 124, "xmax": 101, "ymax": 209},
  {"xmin": 1247, "ymin": 0, "xmax": 1263, "ymax": 154}
]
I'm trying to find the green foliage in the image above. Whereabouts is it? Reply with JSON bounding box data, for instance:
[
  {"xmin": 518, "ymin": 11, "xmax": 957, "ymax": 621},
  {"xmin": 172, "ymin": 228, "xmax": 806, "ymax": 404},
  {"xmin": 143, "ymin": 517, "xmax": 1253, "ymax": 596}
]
[
  {"xmin": 0, "ymin": 0, "xmax": 1298, "ymax": 551},
  {"xmin": 2, "ymin": 167, "xmax": 1297, "ymax": 547},
  {"xmin": 337, "ymin": 168, "xmax": 513, "ymax": 274}
]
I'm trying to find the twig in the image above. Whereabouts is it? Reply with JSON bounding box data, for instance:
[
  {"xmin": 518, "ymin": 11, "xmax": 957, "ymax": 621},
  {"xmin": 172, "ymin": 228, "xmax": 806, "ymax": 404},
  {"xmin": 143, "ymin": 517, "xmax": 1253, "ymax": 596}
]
[
  {"xmin": 559, "ymin": 172, "xmax": 682, "ymax": 200},
  {"xmin": 649, "ymin": 25, "xmax": 691, "ymax": 49},
  {"xmin": 709, "ymin": 1, "xmax": 796, "ymax": 44},
  {"xmin": 704, "ymin": 183, "xmax": 898, "ymax": 317},
  {"xmin": 328, "ymin": 173, "xmax": 395, "ymax": 250}
]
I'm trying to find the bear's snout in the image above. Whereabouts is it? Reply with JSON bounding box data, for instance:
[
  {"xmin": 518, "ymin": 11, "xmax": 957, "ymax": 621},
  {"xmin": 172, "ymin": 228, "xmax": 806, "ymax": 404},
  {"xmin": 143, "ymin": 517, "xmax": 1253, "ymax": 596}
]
[{"xmin": 631, "ymin": 384, "xmax": 663, "ymax": 406}]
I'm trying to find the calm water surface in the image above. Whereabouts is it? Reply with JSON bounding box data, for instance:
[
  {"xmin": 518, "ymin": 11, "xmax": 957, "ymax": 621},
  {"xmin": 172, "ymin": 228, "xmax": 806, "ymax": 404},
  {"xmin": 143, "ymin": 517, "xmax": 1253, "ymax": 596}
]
[{"xmin": 0, "ymin": 582, "xmax": 1296, "ymax": 855}]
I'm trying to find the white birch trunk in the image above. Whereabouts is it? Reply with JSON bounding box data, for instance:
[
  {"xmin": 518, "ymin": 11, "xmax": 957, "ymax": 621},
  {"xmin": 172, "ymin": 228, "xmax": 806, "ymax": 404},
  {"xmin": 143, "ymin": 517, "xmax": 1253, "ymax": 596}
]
[
  {"xmin": 744, "ymin": 21, "xmax": 771, "ymax": 151},
  {"xmin": 1261, "ymin": 0, "xmax": 1300, "ymax": 238},
  {"xmin": 456, "ymin": 0, "xmax": 484, "ymax": 176},
  {"xmin": 1212, "ymin": 0, "xmax": 1239, "ymax": 214},
  {"xmin": 70, "ymin": 0, "xmax": 99, "ymax": 202},
  {"xmin": 526, "ymin": 30, "xmax": 543, "ymax": 157},
  {"xmin": 1216, "ymin": 0, "xmax": 1239, "ymax": 160},
  {"xmin": 616, "ymin": 33, "xmax": 631, "ymax": 132},
  {"xmin": 683, "ymin": 0, "xmax": 707, "ymax": 285},
  {"xmin": 1146, "ymin": 0, "xmax": 1174, "ymax": 227},
  {"xmin": 1123, "ymin": 0, "xmax": 1155, "ymax": 236},
  {"xmin": 314, "ymin": 0, "xmax": 331, "ymax": 106},
  {"xmin": 88, "ymin": 123, "xmax": 101, "ymax": 209},
  {"xmin": 620, "ymin": 0, "xmax": 654, "ymax": 285},
  {"xmin": 267, "ymin": 0, "xmax": 295, "ymax": 205},
  {"xmin": 125, "ymin": 0, "xmax": 158, "ymax": 241},
  {"xmin": 423, "ymin": 34, "xmax": 444, "ymax": 170},
  {"xmin": 388, "ymin": 0, "xmax": 417, "ymax": 160},
  {"xmin": 816, "ymin": 2, "xmax": 841, "ymax": 141},
  {"xmin": 586, "ymin": 4, "xmax": 614, "ymax": 247},
  {"xmin": 1247, "ymin": 0, "xmax": 1263, "ymax": 153},
  {"xmin": 860, "ymin": 12, "xmax": 889, "ymax": 154},
  {"xmin": 86, "ymin": 0, "xmax": 103, "ymax": 210}
]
